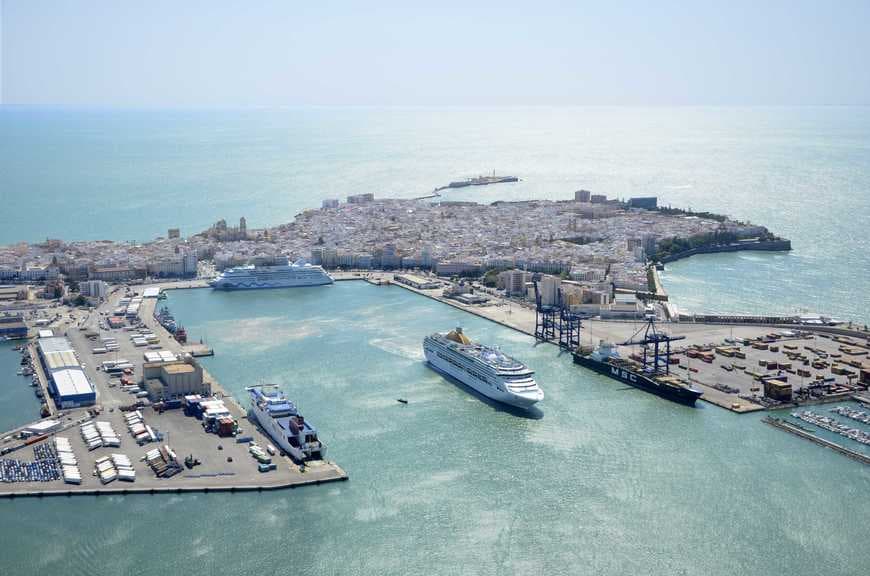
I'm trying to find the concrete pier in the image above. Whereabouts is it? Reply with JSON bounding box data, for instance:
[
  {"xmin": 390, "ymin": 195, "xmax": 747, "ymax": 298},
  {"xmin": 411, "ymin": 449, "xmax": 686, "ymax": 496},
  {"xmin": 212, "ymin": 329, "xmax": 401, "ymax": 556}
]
[
  {"xmin": 763, "ymin": 416, "xmax": 870, "ymax": 466},
  {"xmin": 0, "ymin": 285, "xmax": 347, "ymax": 498}
]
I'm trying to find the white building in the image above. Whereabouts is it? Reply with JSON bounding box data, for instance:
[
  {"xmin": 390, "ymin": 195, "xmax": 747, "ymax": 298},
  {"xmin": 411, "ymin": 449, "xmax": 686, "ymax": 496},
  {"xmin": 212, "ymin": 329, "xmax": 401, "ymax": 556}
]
[{"xmin": 80, "ymin": 280, "xmax": 108, "ymax": 300}]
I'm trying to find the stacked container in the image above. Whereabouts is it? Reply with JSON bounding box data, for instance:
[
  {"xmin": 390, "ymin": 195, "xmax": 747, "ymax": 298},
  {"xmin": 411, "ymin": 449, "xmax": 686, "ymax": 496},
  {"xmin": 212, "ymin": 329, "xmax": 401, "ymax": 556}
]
[
  {"xmin": 54, "ymin": 437, "xmax": 81, "ymax": 485},
  {"xmin": 95, "ymin": 456, "xmax": 117, "ymax": 484},
  {"xmin": 95, "ymin": 421, "xmax": 121, "ymax": 447},
  {"xmin": 80, "ymin": 422, "xmax": 103, "ymax": 451},
  {"xmin": 111, "ymin": 453, "xmax": 135, "ymax": 482},
  {"xmin": 124, "ymin": 410, "xmax": 154, "ymax": 445}
]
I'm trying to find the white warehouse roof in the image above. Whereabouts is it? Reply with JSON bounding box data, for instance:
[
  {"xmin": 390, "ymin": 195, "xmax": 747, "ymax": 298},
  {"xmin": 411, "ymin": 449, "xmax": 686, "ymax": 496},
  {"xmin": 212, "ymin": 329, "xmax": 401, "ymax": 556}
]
[
  {"xmin": 53, "ymin": 368, "xmax": 95, "ymax": 398},
  {"xmin": 38, "ymin": 336, "xmax": 75, "ymax": 354}
]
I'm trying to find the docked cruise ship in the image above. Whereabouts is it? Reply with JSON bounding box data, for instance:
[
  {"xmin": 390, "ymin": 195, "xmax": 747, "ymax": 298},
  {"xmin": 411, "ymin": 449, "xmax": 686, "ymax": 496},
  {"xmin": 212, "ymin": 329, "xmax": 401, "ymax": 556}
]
[
  {"xmin": 209, "ymin": 259, "xmax": 333, "ymax": 290},
  {"xmin": 247, "ymin": 385, "xmax": 325, "ymax": 462},
  {"xmin": 423, "ymin": 328, "xmax": 543, "ymax": 408}
]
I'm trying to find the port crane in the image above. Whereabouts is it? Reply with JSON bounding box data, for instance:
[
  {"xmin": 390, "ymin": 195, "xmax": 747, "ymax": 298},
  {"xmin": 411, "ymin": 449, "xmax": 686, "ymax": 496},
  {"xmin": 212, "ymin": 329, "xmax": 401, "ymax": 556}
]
[
  {"xmin": 619, "ymin": 318, "xmax": 685, "ymax": 375},
  {"xmin": 533, "ymin": 280, "xmax": 583, "ymax": 351}
]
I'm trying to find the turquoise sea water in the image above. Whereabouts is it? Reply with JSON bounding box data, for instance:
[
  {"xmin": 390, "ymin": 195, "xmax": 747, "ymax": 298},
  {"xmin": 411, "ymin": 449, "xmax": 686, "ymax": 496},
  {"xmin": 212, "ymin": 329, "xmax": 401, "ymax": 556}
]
[
  {"xmin": 1, "ymin": 107, "xmax": 869, "ymax": 319},
  {"xmin": 1, "ymin": 283, "xmax": 868, "ymax": 576},
  {"xmin": 0, "ymin": 340, "xmax": 41, "ymax": 433}
]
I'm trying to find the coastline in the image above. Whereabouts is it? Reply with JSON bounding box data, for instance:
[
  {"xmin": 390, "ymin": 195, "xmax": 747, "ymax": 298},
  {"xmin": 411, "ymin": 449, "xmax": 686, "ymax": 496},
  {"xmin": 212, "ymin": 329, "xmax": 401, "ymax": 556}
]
[{"xmin": 658, "ymin": 239, "xmax": 792, "ymax": 264}]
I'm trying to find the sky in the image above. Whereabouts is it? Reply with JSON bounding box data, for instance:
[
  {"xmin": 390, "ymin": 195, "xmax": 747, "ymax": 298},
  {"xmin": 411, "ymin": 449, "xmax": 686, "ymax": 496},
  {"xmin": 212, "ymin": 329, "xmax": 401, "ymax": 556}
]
[{"xmin": 1, "ymin": 0, "xmax": 868, "ymax": 107}]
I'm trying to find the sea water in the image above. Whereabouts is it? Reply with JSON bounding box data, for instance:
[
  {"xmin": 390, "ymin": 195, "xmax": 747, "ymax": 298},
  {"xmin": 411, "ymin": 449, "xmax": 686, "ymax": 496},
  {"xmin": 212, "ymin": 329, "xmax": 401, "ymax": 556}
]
[
  {"xmin": 1, "ymin": 283, "xmax": 867, "ymax": 576},
  {"xmin": 1, "ymin": 107, "xmax": 869, "ymax": 320}
]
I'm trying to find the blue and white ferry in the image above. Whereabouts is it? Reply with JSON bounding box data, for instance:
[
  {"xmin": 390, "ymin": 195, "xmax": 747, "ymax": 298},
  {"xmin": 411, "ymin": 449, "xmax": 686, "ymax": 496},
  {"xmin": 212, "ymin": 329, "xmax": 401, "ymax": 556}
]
[{"xmin": 247, "ymin": 385, "xmax": 325, "ymax": 461}]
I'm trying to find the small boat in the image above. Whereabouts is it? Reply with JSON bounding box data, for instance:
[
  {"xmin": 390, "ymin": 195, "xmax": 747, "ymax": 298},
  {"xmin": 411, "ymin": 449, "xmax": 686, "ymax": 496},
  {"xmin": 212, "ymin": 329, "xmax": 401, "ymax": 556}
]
[{"xmin": 397, "ymin": 398, "xmax": 408, "ymax": 404}]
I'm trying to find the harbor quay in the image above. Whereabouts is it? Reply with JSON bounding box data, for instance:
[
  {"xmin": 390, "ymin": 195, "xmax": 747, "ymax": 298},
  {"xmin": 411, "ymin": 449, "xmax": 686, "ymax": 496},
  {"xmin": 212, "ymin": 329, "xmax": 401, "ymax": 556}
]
[
  {"xmin": 4, "ymin": 270, "xmax": 868, "ymax": 495},
  {"xmin": 0, "ymin": 286, "xmax": 346, "ymax": 498},
  {"xmin": 363, "ymin": 273, "xmax": 869, "ymax": 414}
]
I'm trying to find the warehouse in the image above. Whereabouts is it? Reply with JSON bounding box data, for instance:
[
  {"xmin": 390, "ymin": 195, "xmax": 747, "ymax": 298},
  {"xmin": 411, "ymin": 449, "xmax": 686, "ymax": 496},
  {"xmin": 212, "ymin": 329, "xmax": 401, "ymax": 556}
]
[
  {"xmin": 37, "ymin": 336, "xmax": 96, "ymax": 408},
  {"xmin": 51, "ymin": 368, "xmax": 96, "ymax": 408},
  {"xmin": 0, "ymin": 314, "xmax": 28, "ymax": 339}
]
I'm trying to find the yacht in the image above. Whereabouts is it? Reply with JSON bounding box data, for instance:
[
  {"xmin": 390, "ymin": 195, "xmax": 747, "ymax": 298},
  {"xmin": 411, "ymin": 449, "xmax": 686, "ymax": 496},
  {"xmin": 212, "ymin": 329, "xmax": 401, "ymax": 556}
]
[
  {"xmin": 210, "ymin": 259, "xmax": 333, "ymax": 290},
  {"xmin": 247, "ymin": 385, "xmax": 325, "ymax": 461},
  {"xmin": 423, "ymin": 328, "xmax": 543, "ymax": 408}
]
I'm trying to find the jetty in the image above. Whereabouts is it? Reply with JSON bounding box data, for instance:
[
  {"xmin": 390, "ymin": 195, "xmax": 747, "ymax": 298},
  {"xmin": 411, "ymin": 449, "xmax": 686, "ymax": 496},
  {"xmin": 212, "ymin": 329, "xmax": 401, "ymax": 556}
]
[
  {"xmin": 763, "ymin": 416, "xmax": 870, "ymax": 466},
  {"xmin": 434, "ymin": 173, "xmax": 519, "ymax": 192}
]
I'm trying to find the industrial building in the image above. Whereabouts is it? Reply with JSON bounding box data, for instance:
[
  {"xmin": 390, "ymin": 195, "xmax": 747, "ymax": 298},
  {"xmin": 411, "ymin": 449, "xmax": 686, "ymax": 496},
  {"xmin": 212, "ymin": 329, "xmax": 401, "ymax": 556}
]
[
  {"xmin": 0, "ymin": 285, "xmax": 27, "ymax": 302},
  {"xmin": 143, "ymin": 356, "xmax": 210, "ymax": 401},
  {"xmin": 392, "ymin": 274, "xmax": 439, "ymax": 290},
  {"xmin": 36, "ymin": 336, "xmax": 96, "ymax": 408},
  {"xmin": 628, "ymin": 197, "xmax": 658, "ymax": 210},
  {"xmin": 0, "ymin": 314, "xmax": 28, "ymax": 339}
]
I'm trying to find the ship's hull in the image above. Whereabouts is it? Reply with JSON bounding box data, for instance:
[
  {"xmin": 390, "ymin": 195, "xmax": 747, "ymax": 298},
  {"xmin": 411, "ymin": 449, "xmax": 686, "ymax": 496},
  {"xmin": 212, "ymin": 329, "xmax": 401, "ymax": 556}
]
[
  {"xmin": 424, "ymin": 345, "xmax": 541, "ymax": 408},
  {"xmin": 248, "ymin": 404, "xmax": 325, "ymax": 461},
  {"xmin": 211, "ymin": 277, "xmax": 333, "ymax": 290},
  {"xmin": 573, "ymin": 353, "xmax": 702, "ymax": 406}
]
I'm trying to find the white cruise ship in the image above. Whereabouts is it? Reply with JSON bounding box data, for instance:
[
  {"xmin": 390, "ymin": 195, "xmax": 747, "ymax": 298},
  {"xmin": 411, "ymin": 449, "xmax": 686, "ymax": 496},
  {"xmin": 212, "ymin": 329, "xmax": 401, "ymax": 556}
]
[
  {"xmin": 209, "ymin": 259, "xmax": 333, "ymax": 290},
  {"xmin": 247, "ymin": 385, "xmax": 325, "ymax": 462},
  {"xmin": 423, "ymin": 328, "xmax": 543, "ymax": 408}
]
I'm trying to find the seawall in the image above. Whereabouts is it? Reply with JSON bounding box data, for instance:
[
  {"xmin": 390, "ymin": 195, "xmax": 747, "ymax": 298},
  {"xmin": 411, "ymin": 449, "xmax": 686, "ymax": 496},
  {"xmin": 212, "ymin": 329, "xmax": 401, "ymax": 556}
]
[{"xmin": 659, "ymin": 239, "xmax": 792, "ymax": 264}]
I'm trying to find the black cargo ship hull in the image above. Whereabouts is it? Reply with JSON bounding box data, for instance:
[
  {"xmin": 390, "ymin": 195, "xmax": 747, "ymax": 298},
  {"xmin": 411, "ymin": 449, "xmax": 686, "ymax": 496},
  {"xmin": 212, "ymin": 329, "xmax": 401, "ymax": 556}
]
[{"xmin": 572, "ymin": 353, "xmax": 702, "ymax": 406}]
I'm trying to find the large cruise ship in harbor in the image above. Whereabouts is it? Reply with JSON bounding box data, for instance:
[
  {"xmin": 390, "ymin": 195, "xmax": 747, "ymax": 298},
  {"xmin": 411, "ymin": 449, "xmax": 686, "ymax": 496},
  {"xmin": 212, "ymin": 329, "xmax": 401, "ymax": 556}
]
[
  {"xmin": 423, "ymin": 328, "xmax": 543, "ymax": 408},
  {"xmin": 247, "ymin": 385, "xmax": 325, "ymax": 461},
  {"xmin": 209, "ymin": 259, "xmax": 333, "ymax": 290}
]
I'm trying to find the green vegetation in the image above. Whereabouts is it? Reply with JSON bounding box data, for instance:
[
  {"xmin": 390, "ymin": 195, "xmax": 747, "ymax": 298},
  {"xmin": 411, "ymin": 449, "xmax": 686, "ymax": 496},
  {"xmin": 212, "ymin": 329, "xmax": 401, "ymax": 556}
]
[
  {"xmin": 653, "ymin": 229, "xmax": 778, "ymax": 261},
  {"xmin": 655, "ymin": 205, "xmax": 729, "ymax": 222}
]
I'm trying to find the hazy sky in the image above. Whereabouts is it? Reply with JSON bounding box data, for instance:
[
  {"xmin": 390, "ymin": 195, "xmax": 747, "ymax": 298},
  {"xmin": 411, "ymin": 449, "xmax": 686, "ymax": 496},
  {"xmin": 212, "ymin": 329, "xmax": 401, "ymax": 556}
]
[{"xmin": 1, "ymin": 0, "xmax": 868, "ymax": 107}]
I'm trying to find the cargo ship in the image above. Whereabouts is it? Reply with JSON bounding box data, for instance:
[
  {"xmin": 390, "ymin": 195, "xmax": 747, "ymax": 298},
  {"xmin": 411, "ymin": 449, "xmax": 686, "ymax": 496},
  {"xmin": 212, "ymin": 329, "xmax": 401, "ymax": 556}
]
[{"xmin": 573, "ymin": 341, "xmax": 702, "ymax": 406}]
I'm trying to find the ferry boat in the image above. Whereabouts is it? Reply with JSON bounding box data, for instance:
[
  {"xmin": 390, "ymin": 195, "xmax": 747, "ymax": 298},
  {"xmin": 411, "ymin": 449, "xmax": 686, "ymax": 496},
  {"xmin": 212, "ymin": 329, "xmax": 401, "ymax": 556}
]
[
  {"xmin": 247, "ymin": 385, "xmax": 325, "ymax": 462},
  {"xmin": 572, "ymin": 341, "xmax": 702, "ymax": 406},
  {"xmin": 423, "ymin": 328, "xmax": 543, "ymax": 408},
  {"xmin": 210, "ymin": 259, "xmax": 333, "ymax": 290}
]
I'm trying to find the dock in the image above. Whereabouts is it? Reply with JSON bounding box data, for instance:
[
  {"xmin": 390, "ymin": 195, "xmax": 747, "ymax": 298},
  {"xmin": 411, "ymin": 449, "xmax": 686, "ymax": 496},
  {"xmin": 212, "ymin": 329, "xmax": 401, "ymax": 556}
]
[
  {"xmin": 374, "ymin": 274, "xmax": 868, "ymax": 414},
  {"xmin": 763, "ymin": 416, "xmax": 870, "ymax": 466},
  {"xmin": 0, "ymin": 286, "xmax": 347, "ymax": 498},
  {"xmin": 27, "ymin": 342, "xmax": 57, "ymax": 417}
]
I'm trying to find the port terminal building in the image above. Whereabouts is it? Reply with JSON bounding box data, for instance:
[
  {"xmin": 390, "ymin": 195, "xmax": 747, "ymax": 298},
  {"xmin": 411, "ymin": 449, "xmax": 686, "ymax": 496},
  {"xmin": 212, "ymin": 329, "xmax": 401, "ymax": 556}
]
[
  {"xmin": 36, "ymin": 336, "xmax": 96, "ymax": 408},
  {"xmin": 392, "ymin": 274, "xmax": 440, "ymax": 290},
  {"xmin": 143, "ymin": 356, "xmax": 210, "ymax": 402}
]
